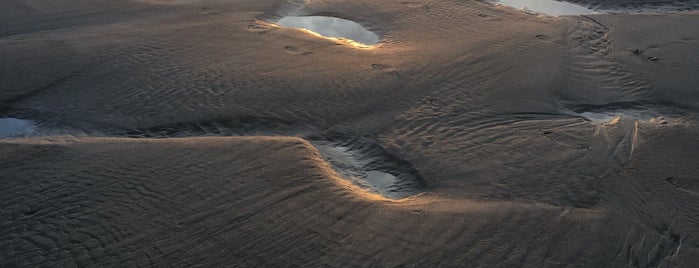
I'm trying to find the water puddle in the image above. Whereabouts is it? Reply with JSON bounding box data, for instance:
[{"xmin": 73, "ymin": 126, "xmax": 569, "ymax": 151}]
[
  {"xmin": 580, "ymin": 110, "xmax": 673, "ymax": 125},
  {"xmin": 0, "ymin": 118, "xmax": 35, "ymax": 138},
  {"xmin": 276, "ymin": 16, "xmax": 380, "ymax": 47},
  {"xmin": 488, "ymin": 0, "xmax": 699, "ymax": 15},
  {"xmin": 491, "ymin": 0, "xmax": 597, "ymax": 15},
  {"xmin": 311, "ymin": 138, "xmax": 424, "ymax": 199}
]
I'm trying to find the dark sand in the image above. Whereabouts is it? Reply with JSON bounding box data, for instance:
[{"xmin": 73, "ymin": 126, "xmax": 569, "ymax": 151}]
[{"xmin": 1, "ymin": 0, "xmax": 699, "ymax": 266}]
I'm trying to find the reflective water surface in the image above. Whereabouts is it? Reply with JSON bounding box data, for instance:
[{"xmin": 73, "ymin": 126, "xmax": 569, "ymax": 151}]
[
  {"xmin": 580, "ymin": 110, "xmax": 673, "ymax": 125},
  {"xmin": 277, "ymin": 16, "xmax": 380, "ymax": 46},
  {"xmin": 311, "ymin": 139, "xmax": 424, "ymax": 199},
  {"xmin": 0, "ymin": 118, "xmax": 35, "ymax": 137},
  {"xmin": 495, "ymin": 0, "xmax": 597, "ymax": 15}
]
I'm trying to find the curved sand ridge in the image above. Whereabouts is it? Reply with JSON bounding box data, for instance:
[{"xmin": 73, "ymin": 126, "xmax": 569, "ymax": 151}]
[
  {"xmin": 85, "ymin": 118, "xmax": 426, "ymax": 199},
  {"xmin": 2, "ymin": 0, "xmax": 699, "ymax": 266}
]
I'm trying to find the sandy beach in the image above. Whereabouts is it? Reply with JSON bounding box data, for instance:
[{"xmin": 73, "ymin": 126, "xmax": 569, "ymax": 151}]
[{"xmin": 2, "ymin": 0, "xmax": 699, "ymax": 266}]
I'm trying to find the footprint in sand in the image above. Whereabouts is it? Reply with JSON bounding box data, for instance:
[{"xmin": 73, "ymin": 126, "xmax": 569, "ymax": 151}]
[
  {"xmin": 371, "ymin": 63, "xmax": 391, "ymax": 70},
  {"xmin": 284, "ymin": 46, "xmax": 313, "ymax": 55},
  {"xmin": 284, "ymin": 46, "xmax": 299, "ymax": 53},
  {"xmin": 629, "ymin": 48, "xmax": 644, "ymax": 54},
  {"xmin": 478, "ymin": 13, "xmax": 502, "ymax": 21},
  {"xmin": 401, "ymin": 1, "xmax": 430, "ymax": 9},
  {"xmin": 671, "ymin": 62, "xmax": 684, "ymax": 68},
  {"xmin": 372, "ymin": 63, "xmax": 400, "ymax": 76},
  {"xmin": 198, "ymin": 7, "xmax": 219, "ymax": 15},
  {"xmin": 247, "ymin": 23, "xmax": 271, "ymax": 33}
]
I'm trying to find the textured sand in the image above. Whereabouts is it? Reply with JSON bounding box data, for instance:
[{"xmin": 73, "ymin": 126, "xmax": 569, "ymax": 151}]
[{"xmin": 1, "ymin": 0, "xmax": 699, "ymax": 266}]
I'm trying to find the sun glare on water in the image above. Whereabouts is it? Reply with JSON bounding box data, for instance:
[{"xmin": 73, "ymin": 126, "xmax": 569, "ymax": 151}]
[{"xmin": 272, "ymin": 16, "xmax": 380, "ymax": 49}]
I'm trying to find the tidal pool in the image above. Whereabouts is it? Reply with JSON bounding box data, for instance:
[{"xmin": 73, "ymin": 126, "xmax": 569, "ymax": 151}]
[
  {"xmin": 493, "ymin": 0, "xmax": 597, "ymax": 15},
  {"xmin": 311, "ymin": 139, "xmax": 424, "ymax": 199},
  {"xmin": 277, "ymin": 16, "xmax": 380, "ymax": 47},
  {"xmin": 0, "ymin": 118, "xmax": 35, "ymax": 138},
  {"xmin": 580, "ymin": 112, "xmax": 622, "ymax": 124},
  {"xmin": 580, "ymin": 110, "xmax": 673, "ymax": 125}
]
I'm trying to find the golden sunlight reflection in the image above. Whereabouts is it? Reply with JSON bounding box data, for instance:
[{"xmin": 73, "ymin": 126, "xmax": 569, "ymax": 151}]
[{"xmin": 272, "ymin": 16, "xmax": 380, "ymax": 49}]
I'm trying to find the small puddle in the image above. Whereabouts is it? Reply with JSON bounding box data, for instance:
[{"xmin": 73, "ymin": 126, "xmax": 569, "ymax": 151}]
[
  {"xmin": 580, "ymin": 112, "xmax": 623, "ymax": 124},
  {"xmin": 277, "ymin": 16, "xmax": 380, "ymax": 47},
  {"xmin": 311, "ymin": 138, "xmax": 424, "ymax": 199},
  {"xmin": 489, "ymin": 0, "xmax": 699, "ymax": 15},
  {"xmin": 0, "ymin": 118, "xmax": 35, "ymax": 138},
  {"xmin": 580, "ymin": 110, "xmax": 673, "ymax": 125},
  {"xmin": 492, "ymin": 0, "xmax": 597, "ymax": 15}
]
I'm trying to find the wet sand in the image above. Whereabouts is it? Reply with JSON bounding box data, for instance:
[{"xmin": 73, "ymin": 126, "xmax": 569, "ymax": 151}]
[{"xmin": 2, "ymin": 0, "xmax": 699, "ymax": 266}]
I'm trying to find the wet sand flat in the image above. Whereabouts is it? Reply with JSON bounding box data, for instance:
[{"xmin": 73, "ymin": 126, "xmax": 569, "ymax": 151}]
[{"xmin": 2, "ymin": 0, "xmax": 699, "ymax": 267}]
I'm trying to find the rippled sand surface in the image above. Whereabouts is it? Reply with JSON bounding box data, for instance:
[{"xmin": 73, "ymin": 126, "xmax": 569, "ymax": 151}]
[{"xmin": 1, "ymin": 0, "xmax": 699, "ymax": 266}]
